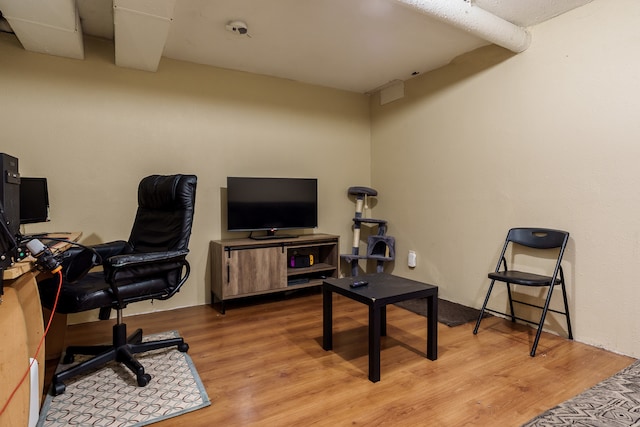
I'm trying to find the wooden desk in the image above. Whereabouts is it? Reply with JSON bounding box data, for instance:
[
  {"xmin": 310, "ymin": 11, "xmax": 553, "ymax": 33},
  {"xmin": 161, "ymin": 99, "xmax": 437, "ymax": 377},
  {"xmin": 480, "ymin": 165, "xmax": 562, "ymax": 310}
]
[
  {"xmin": 0, "ymin": 232, "xmax": 81, "ymax": 425},
  {"xmin": 0, "ymin": 280, "xmax": 33, "ymax": 425}
]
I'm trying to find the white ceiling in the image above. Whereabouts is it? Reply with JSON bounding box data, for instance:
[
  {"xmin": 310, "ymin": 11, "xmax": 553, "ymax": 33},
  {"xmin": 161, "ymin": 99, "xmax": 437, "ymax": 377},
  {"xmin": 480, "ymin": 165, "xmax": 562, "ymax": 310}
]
[{"xmin": 0, "ymin": 0, "xmax": 591, "ymax": 93}]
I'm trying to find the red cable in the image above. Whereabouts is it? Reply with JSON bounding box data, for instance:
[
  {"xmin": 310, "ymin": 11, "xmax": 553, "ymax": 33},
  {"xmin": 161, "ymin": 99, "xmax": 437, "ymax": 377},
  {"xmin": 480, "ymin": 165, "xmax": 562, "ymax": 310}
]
[{"xmin": 0, "ymin": 270, "xmax": 63, "ymax": 417}]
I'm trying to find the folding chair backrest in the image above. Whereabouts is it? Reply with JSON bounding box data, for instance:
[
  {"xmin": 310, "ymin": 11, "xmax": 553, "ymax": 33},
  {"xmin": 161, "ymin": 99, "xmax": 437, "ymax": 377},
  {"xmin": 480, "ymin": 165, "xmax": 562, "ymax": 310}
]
[{"xmin": 507, "ymin": 228, "xmax": 569, "ymax": 250}]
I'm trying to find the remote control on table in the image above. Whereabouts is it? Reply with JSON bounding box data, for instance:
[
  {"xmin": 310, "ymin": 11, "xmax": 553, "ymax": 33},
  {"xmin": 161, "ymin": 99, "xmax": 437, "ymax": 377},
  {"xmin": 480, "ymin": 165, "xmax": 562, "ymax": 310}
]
[{"xmin": 350, "ymin": 280, "xmax": 368, "ymax": 288}]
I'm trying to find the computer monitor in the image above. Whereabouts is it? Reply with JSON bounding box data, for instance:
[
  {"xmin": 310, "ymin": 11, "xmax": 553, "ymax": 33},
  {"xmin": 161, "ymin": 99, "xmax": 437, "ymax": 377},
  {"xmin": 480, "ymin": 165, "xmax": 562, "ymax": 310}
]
[{"xmin": 20, "ymin": 177, "xmax": 50, "ymax": 224}]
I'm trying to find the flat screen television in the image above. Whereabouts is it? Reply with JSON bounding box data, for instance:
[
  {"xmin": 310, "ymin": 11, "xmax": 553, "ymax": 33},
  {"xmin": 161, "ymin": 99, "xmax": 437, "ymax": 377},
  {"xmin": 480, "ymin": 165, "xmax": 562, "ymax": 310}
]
[
  {"xmin": 20, "ymin": 177, "xmax": 50, "ymax": 224},
  {"xmin": 227, "ymin": 177, "xmax": 318, "ymax": 239}
]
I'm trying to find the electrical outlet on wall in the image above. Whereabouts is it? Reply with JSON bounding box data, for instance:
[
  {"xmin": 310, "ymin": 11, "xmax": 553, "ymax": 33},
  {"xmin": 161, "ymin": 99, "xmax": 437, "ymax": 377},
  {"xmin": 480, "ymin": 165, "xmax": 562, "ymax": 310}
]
[{"xmin": 408, "ymin": 250, "xmax": 417, "ymax": 268}]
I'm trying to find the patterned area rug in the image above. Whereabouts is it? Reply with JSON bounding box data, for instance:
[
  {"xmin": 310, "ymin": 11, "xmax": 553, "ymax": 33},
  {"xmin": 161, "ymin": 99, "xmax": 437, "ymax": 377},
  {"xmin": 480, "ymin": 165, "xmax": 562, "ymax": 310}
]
[
  {"xmin": 37, "ymin": 331, "xmax": 210, "ymax": 427},
  {"xmin": 522, "ymin": 360, "xmax": 640, "ymax": 426},
  {"xmin": 394, "ymin": 298, "xmax": 489, "ymax": 327}
]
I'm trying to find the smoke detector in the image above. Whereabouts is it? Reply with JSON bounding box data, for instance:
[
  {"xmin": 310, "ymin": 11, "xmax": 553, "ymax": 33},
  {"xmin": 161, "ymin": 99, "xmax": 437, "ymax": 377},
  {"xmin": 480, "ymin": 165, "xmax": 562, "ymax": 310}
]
[{"xmin": 226, "ymin": 20, "xmax": 248, "ymax": 35}]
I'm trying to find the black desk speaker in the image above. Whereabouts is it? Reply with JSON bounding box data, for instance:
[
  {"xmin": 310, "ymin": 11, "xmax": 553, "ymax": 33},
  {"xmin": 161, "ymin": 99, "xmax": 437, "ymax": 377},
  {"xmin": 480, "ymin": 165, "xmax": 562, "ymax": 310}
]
[{"xmin": 0, "ymin": 153, "xmax": 20, "ymax": 237}]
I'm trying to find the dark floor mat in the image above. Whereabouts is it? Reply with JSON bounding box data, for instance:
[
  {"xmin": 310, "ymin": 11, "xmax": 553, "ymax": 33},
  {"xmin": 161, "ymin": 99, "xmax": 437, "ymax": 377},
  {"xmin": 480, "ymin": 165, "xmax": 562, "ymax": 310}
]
[{"xmin": 395, "ymin": 298, "xmax": 489, "ymax": 327}]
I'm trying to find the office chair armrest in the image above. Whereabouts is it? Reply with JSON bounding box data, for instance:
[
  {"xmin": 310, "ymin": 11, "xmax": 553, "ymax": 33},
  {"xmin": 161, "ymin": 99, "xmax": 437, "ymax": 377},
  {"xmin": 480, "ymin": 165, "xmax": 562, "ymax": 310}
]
[
  {"xmin": 107, "ymin": 249, "xmax": 189, "ymax": 268},
  {"xmin": 104, "ymin": 250, "xmax": 189, "ymax": 285},
  {"xmin": 58, "ymin": 240, "xmax": 130, "ymax": 283},
  {"xmin": 103, "ymin": 250, "xmax": 190, "ymax": 306},
  {"xmin": 55, "ymin": 240, "xmax": 128, "ymax": 265},
  {"xmin": 91, "ymin": 240, "xmax": 132, "ymax": 260}
]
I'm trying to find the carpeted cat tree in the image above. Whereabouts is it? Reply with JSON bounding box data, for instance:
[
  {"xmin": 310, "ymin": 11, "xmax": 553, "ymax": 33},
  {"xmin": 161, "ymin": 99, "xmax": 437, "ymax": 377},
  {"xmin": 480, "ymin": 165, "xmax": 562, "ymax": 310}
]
[{"xmin": 340, "ymin": 186, "xmax": 395, "ymax": 276}]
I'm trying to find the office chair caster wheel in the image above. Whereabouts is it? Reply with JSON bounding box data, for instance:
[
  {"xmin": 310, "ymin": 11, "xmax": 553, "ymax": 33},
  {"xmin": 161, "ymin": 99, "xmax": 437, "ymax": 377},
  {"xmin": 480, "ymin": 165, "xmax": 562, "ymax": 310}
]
[
  {"xmin": 178, "ymin": 342, "xmax": 189, "ymax": 352},
  {"xmin": 52, "ymin": 382, "xmax": 66, "ymax": 396},
  {"xmin": 63, "ymin": 353, "xmax": 75, "ymax": 364},
  {"xmin": 137, "ymin": 373, "xmax": 152, "ymax": 387}
]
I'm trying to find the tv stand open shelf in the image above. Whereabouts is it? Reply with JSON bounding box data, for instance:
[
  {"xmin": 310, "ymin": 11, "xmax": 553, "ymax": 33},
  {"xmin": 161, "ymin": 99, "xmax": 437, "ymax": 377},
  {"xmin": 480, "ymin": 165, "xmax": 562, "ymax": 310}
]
[{"xmin": 211, "ymin": 234, "xmax": 339, "ymax": 313}]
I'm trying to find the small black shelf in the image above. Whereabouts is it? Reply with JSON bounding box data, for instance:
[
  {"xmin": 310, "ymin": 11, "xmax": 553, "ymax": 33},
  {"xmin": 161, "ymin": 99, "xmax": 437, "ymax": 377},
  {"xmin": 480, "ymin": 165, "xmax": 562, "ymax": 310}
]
[
  {"xmin": 352, "ymin": 218, "xmax": 387, "ymax": 225},
  {"xmin": 340, "ymin": 254, "xmax": 369, "ymax": 262}
]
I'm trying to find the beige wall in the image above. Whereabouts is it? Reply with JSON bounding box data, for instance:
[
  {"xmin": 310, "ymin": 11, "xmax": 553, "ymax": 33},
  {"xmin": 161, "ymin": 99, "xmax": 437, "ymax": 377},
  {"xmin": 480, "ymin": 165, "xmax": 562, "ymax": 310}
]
[
  {"xmin": 371, "ymin": 0, "xmax": 640, "ymax": 357},
  {"xmin": 0, "ymin": 35, "xmax": 370, "ymax": 323}
]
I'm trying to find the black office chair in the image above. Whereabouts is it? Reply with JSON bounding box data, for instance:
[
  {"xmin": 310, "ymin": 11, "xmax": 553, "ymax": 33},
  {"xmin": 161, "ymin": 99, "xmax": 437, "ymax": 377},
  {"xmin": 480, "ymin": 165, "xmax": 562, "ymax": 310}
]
[
  {"xmin": 473, "ymin": 228, "xmax": 572, "ymax": 357},
  {"xmin": 38, "ymin": 174, "xmax": 197, "ymax": 395}
]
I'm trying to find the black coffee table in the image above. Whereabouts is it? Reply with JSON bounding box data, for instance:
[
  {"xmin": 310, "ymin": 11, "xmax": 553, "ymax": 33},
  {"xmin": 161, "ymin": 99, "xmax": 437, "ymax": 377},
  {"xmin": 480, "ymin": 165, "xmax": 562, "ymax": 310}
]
[{"xmin": 322, "ymin": 273, "xmax": 438, "ymax": 382}]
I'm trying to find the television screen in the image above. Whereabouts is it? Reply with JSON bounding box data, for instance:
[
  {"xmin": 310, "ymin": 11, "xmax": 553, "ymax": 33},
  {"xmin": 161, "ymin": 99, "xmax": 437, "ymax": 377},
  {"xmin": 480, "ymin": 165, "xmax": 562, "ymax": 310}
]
[
  {"xmin": 20, "ymin": 177, "xmax": 50, "ymax": 224},
  {"xmin": 227, "ymin": 177, "xmax": 318, "ymax": 237}
]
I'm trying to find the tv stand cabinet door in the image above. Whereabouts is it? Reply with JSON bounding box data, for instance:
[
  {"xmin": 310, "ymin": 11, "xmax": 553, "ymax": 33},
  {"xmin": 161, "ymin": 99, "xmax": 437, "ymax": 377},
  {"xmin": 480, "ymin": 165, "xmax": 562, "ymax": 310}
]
[{"xmin": 226, "ymin": 246, "xmax": 286, "ymax": 296}]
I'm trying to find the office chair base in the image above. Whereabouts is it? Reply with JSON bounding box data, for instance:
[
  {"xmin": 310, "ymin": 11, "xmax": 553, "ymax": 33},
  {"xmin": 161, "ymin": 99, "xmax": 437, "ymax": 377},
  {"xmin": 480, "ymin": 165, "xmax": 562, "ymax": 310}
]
[{"xmin": 51, "ymin": 324, "xmax": 189, "ymax": 396}]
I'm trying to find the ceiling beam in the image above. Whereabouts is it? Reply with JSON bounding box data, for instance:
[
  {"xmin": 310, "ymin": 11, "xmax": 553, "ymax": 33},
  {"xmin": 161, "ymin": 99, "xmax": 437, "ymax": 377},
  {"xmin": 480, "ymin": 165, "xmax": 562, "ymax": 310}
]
[
  {"xmin": 113, "ymin": 0, "xmax": 176, "ymax": 72},
  {"xmin": 395, "ymin": 0, "xmax": 531, "ymax": 53},
  {"xmin": 0, "ymin": 0, "xmax": 83, "ymax": 59}
]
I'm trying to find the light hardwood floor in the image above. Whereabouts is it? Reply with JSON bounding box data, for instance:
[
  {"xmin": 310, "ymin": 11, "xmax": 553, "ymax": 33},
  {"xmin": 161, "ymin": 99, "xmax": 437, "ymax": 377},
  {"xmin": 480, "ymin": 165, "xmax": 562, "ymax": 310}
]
[{"xmin": 46, "ymin": 291, "xmax": 635, "ymax": 426}]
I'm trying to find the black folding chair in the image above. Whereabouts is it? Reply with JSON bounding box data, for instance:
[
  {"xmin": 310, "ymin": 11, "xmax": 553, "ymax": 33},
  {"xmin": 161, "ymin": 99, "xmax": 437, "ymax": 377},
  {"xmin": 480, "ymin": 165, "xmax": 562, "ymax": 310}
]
[{"xmin": 473, "ymin": 228, "xmax": 572, "ymax": 356}]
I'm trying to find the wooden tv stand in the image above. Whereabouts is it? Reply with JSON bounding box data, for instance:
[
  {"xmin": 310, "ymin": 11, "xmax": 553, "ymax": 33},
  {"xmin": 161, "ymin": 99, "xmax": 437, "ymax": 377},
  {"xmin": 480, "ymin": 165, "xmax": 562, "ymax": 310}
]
[{"xmin": 210, "ymin": 234, "xmax": 339, "ymax": 313}]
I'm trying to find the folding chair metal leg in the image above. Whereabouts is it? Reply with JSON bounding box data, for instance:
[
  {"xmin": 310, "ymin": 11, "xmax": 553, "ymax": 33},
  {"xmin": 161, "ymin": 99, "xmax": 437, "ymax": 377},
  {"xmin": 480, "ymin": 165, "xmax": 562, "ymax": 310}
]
[
  {"xmin": 530, "ymin": 286, "xmax": 557, "ymax": 357},
  {"xmin": 559, "ymin": 270, "xmax": 573, "ymax": 340},
  {"xmin": 506, "ymin": 283, "xmax": 516, "ymax": 322},
  {"xmin": 473, "ymin": 280, "xmax": 496, "ymax": 334}
]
